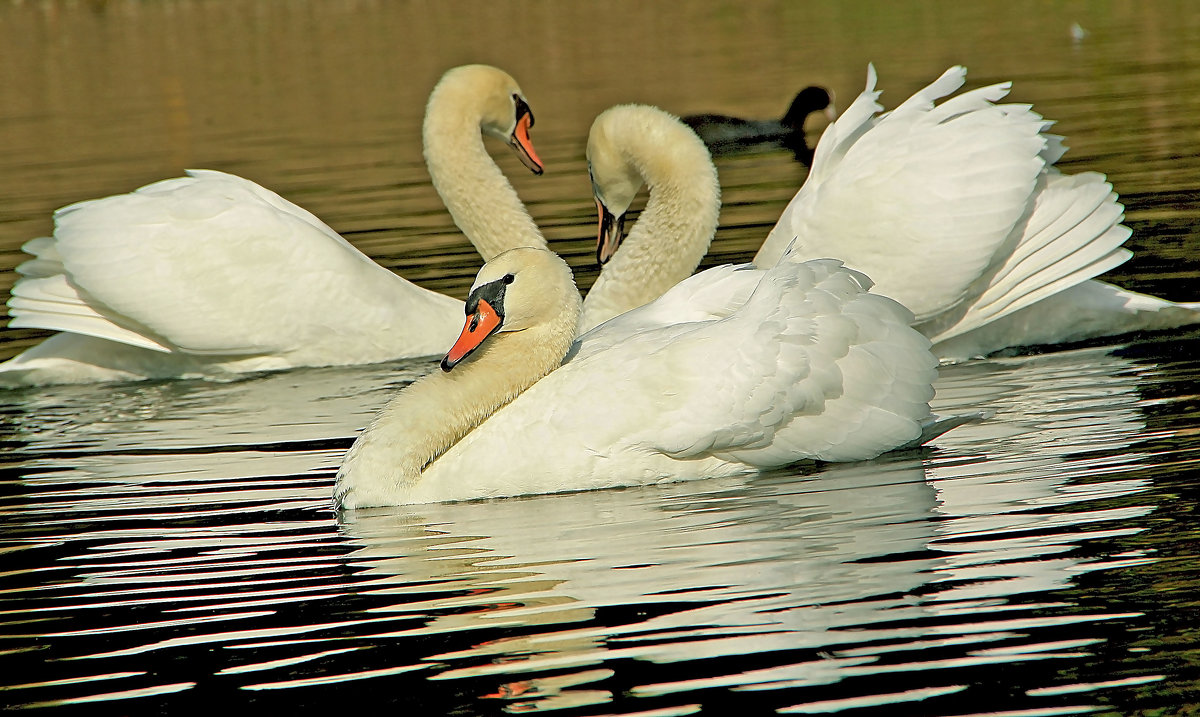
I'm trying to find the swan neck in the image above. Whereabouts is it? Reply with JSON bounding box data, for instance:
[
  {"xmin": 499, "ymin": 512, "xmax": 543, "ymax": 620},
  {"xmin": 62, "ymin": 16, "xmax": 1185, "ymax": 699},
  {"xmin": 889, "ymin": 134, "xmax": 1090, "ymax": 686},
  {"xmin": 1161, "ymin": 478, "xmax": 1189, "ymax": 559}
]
[
  {"xmin": 423, "ymin": 99, "xmax": 546, "ymax": 261},
  {"xmin": 342, "ymin": 303, "xmax": 578, "ymax": 488},
  {"xmin": 581, "ymin": 126, "xmax": 720, "ymax": 331}
]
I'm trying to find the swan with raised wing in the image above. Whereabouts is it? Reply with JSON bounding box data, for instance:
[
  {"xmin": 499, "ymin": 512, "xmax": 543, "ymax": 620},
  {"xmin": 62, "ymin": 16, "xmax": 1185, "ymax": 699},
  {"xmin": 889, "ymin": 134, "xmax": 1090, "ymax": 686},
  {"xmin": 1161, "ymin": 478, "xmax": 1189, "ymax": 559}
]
[
  {"xmin": 0, "ymin": 65, "xmax": 547, "ymax": 386},
  {"xmin": 588, "ymin": 66, "xmax": 1200, "ymax": 360},
  {"xmin": 335, "ymin": 246, "xmax": 957, "ymax": 507}
]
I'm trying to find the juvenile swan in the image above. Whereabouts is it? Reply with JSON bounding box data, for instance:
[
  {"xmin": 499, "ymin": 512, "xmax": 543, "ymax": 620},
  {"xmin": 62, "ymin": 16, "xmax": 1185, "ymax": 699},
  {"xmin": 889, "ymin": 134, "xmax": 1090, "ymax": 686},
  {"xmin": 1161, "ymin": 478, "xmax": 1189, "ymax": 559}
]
[
  {"xmin": 589, "ymin": 66, "xmax": 1200, "ymax": 361},
  {"xmin": 334, "ymin": 247, "xmax": 959, "ymax": 508},
  {"xmin": 0, "ymin": 65, "xmax": 546, "ymax": 386}
]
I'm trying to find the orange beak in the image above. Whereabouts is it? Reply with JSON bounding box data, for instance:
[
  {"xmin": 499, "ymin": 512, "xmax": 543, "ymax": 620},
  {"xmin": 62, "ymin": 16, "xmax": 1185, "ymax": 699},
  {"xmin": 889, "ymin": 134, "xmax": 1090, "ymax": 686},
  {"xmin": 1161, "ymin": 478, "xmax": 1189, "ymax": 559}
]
[
  {"xmin": 510, "ymin": 111, "xmax": 544, "ymax": 175},
  {"xmin": 442, "ymin": 298, "xmax": 503, "ymax": 371},
  {"xmin": 509, "ymin": 95, "xmax": 543, "ymax": 175}
]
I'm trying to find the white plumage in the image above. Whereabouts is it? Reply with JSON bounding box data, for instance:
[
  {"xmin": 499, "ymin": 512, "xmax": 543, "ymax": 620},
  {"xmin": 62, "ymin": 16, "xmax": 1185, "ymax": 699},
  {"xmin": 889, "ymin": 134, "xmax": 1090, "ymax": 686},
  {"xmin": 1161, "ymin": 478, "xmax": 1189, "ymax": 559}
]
[
  {"xmin": 583, "ymin": 68, "xmax": 1200, "ymax": 364},
  {"xmin": 0, "ymin": 65, "xmax": 545, "ymax": 386},
  {"xmin": 9, "ymin": 170, "xmax": 461, "ymax": 362},
  {"xmin": 756, "ymin": 65, "xmax": 1200, "ymax": 359},
  {"xmin": 335, "ymin": 249, "xmax": 954, "ymax": 507}
]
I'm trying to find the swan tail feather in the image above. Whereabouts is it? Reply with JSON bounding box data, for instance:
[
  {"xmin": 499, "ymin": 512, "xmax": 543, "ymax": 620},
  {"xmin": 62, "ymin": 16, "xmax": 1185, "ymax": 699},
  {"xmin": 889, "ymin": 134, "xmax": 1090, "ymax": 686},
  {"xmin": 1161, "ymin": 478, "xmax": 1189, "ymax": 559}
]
[{"xmin": 899, "ymin": 411, "xmax": 990, "ymax": 450}]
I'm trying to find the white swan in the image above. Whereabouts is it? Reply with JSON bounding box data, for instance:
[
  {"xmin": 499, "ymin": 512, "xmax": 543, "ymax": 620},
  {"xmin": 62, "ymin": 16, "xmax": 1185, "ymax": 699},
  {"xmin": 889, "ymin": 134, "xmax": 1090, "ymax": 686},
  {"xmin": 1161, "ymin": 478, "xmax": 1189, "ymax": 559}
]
[
  {"xmin": 0, "ymin": 65, "xmax": 548, "ymax": 387},
  {"xmin": 589, "ymin": 66, "xmax": 1200, "ymax": 361},
  {"xmin": 334, "ymin": 246, "xmax": 960, "ymax": 507}
]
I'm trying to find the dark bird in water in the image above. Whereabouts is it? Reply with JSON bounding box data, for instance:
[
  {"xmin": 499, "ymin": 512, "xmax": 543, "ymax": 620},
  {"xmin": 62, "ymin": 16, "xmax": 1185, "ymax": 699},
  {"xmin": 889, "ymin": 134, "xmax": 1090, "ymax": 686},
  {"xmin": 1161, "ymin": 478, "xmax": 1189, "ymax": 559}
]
[{"xmin": 681, "ymin": 86, "xmax": 835, "ymax": 164}]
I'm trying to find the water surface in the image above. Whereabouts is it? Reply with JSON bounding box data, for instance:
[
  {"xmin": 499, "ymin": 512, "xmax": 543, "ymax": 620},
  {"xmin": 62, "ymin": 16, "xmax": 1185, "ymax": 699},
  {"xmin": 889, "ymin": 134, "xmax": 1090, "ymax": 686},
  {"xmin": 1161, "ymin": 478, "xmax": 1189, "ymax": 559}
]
[{"xmin": 2, "ymin": 1, "xmax": 1200, "ymax": 714}]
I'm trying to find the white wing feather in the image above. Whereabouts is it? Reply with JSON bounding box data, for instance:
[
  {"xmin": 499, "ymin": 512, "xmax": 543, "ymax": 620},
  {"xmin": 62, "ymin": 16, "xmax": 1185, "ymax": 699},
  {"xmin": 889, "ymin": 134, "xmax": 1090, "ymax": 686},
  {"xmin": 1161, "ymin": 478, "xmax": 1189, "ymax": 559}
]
[
  {"xmin": 757, "ymin": 66, "xmax": 1047, "ymax": 323},
  {"xmin": 753, "ymin": 65, "xmax": 1165, "ymax": 355},
  {"xmin": 5, "ymin": 170, "xmax": 456, "ymax": 360},
  {"xmin": 8, "ymin": 272, "xmax": 171, "ymax": 352},
  {"xmin": 927, "ymin": 171, "xmax": 1131, "ymax": 341}
]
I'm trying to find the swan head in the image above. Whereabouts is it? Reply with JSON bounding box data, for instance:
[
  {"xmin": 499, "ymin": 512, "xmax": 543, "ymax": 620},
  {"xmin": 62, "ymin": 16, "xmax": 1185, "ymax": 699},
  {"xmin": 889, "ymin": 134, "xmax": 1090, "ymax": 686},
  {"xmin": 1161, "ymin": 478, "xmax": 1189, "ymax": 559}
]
[
  {"xmin": 442, "ymin": 247, "xmax": 580, "ymax": 371},
  {"xmin": 586, "ymin": 106, "xmax": 651, "ymax": 265},
  {"xmin": 586, "ymin": 104, "xmax": 717, "ymax": 266},
  {"xmin": 428, "ymin": 64, "xmax": 544, "ymax": 174}
]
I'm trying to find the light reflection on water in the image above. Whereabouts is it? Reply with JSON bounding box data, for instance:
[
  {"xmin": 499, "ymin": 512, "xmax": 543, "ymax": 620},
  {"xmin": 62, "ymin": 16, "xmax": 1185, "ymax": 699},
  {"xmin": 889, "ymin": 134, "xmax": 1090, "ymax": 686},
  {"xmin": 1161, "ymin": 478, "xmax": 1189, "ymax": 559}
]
[
  {"xmin": 3, "ymin": 344, "xmax": 1196, "ymax": 713},
  {"xmin": 3, "ymin": 0, "xmax": 1200, "ymax": 714}
]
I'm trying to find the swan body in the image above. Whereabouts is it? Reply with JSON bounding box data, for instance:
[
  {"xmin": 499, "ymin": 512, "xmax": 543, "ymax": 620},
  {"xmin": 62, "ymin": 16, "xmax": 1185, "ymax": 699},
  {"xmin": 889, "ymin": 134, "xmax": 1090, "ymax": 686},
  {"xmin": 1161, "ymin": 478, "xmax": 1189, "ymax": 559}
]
[
  {"xmin": 335, "ymin": 247, "xmax": 951, "ymax": 508},
  {"xmin": 755, "ymin": 65, "xmax": 1200, "ymax": 360},
  {"xmin": 0, "ymin": 65, "xmax": 546, "ymax": 387},
  {"xmin": 681, "ymin": 86, "xmax": 835, "ymax": 163}
]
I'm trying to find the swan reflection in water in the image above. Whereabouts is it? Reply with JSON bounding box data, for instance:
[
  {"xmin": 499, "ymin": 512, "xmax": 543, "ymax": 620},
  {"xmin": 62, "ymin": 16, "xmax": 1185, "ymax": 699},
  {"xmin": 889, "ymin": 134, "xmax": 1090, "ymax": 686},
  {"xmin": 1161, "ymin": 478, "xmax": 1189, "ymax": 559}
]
[
  {"xmin": 0, "ymin": 359, "xmax": 427, "ymax": 452},
  {"xmin": 0, "ymin": 345, "xmax": 1161, "ymax": 709},
  {"xmin": 327, "ymin": 348, "xmax": 1156, "ymax": 702}
]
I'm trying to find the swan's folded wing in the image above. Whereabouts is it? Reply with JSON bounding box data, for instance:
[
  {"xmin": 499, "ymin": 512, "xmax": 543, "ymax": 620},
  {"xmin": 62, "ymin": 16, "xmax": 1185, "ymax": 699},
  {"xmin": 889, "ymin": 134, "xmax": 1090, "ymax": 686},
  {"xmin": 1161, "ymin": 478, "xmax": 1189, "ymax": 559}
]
[
  {"xmin": 756, "ymin": 66, "xmax": 1050, "ymax": 324},
  {"xmin": 575, "ymin": 259, "xmax": 937, "ymax": 465},
  {"xmin": 7, "ymin": 170, "xmax": 398, "ymax": 356},
  {"xmin": 570, "ymin": 263, "xmax": 761, "ymax": 361}
]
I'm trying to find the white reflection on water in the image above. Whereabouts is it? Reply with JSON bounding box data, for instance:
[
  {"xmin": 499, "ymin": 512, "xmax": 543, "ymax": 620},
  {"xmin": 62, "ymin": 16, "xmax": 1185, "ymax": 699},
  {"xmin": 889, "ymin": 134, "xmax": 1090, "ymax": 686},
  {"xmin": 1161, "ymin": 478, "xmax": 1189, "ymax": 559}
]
[
  {"xmin": 0, "ymin": 344, "xmax": 1170, "ymax": 711},
  {"xmin": 1, "ymin": 359, "xmax": 434, "ymax": 452},
  {"xmin": 317, "ymin": 347, "xmax": 1159, "ymax": 706}
]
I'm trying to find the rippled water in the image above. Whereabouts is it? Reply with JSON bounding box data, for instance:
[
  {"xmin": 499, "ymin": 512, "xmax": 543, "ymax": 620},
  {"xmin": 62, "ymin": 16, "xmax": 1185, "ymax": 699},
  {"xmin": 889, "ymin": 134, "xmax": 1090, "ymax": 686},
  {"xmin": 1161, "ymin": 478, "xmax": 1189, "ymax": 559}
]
[{"xmin": 3, "ymin": 1, "xmax": 1200, "ymax": 714}]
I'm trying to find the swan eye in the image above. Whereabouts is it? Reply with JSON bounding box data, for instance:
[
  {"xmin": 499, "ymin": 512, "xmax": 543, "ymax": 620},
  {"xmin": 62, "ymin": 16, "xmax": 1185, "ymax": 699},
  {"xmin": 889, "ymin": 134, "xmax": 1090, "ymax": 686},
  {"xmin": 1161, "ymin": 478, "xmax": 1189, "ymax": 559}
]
[
  {"xmin": 503, "ymin": 273, "xmax": 515, "ymax": 285},
  {"xmin": 513, "ymin": 95, "xmax": 534, "ymax": 128}
]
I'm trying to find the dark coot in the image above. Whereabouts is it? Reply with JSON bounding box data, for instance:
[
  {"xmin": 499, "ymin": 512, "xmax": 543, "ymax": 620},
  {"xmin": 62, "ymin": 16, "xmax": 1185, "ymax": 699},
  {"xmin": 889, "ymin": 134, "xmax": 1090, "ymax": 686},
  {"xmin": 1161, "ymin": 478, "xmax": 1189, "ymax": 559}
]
[{"xmin": 681, "ymin": 86, "xmax": 835, "ymax": 163}]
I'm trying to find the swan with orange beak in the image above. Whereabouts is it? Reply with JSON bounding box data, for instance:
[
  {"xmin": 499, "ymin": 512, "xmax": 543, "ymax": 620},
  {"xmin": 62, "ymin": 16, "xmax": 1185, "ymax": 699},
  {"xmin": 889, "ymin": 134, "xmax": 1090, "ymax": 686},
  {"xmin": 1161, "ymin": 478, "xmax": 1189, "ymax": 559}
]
[
  {"xmin": 334, "ymin": 248, "xmax": 581, "ymax": 508},
  {"xmin": 442, "ymin": 271, "xmax": 514, "ymax": 370},
  {"xmin": 334, "ymin": 243, "xmax": 968, "ymax": 508}
]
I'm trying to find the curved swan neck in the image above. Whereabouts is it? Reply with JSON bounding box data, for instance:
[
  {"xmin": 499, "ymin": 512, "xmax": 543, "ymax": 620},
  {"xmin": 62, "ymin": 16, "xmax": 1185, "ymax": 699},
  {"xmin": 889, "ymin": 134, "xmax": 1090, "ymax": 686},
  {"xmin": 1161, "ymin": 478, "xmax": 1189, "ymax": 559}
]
[
  {"xmin": 423, "ymin": 79, "xmax": 547, "ymax": 261},
  {"xmin": 340, "ymin": 292, "xmax": 579, "ymax": 490},
  {"xmin": 581, "ymin": 108, "xmax": 721, "ymax": 332}
]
